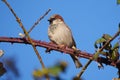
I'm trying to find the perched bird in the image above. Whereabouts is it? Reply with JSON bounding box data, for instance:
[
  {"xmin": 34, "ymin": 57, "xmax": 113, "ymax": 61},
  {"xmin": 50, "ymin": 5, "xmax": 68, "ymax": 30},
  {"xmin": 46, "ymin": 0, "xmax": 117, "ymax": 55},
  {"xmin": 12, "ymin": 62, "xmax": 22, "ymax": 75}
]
[{"xmin": 48, "ymin": 14, "xmax": 82, "ymax": 68}]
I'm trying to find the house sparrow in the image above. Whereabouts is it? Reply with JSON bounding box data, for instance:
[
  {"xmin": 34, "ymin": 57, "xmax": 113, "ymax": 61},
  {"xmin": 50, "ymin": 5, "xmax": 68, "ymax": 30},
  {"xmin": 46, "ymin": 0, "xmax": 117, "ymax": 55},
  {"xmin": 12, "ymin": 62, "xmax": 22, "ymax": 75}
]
[{"xmin": 48, "ymin": 14, "xmax": 82, "ymax": 68}]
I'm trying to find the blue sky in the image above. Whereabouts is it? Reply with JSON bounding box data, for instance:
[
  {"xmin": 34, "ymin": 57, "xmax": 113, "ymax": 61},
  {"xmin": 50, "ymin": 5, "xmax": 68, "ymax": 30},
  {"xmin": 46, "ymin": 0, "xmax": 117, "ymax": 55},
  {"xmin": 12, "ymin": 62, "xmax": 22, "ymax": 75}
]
[{"xmin": 0, "ymin": 0, "xmax": 120, "ymax": 80}]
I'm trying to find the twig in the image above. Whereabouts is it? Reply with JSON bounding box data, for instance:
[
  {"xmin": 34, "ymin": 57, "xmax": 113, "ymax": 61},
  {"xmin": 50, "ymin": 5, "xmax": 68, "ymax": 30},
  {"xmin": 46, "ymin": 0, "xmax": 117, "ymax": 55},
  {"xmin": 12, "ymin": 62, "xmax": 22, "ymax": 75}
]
[
  {"xmin": 77, "ymin": 60, "xmax": 92, "ymax": 77},
  {"xmin": 77, "ymin": 29, "xmax": 120, "ymax": 78},
  {"xmin": 28, "ymin": 9, "xmax": 51, "ymax": 33},
  {"xmin": 2, "ymin": 0, "xmax": 45, "ymax": 69}
]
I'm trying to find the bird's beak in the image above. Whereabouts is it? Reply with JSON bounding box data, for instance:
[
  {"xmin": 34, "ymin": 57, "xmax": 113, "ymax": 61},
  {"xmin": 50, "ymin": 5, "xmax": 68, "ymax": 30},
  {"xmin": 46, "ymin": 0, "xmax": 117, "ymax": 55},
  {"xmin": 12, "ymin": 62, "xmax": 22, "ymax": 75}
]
[
  {"xmin": 48, "ymin": 19, "xmax": 51, "ymax": 24},
  {"xmin": 48, "ymin": 19, "xmax": 50, "ymax": 22},
  {"xmin": 48, "ymin": 19, "xmax": 50, "ymax": 21},
  {"xmin": 48, "ymin": 18, "xmax": 55, "ymax": 24}
]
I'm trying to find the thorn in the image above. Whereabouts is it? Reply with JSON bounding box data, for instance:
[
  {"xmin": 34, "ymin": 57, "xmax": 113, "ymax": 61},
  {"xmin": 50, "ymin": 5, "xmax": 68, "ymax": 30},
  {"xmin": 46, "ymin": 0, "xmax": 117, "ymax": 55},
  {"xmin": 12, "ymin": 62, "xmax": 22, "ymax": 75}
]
[{"xmin": 45, "ymin": 48, "xmax": 52, "ymax": 53}]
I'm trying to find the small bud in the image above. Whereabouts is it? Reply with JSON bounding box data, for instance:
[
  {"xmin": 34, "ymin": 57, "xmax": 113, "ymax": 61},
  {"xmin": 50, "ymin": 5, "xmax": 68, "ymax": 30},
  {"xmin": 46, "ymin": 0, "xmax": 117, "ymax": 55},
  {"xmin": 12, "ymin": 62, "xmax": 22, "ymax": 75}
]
[
  {"xmin": 19, "ymin": 33, "xmax": 25, "ymax": 38},
  {"xmin": 0, "ymin": 50, "xmax": 4, "ymax": 57}
]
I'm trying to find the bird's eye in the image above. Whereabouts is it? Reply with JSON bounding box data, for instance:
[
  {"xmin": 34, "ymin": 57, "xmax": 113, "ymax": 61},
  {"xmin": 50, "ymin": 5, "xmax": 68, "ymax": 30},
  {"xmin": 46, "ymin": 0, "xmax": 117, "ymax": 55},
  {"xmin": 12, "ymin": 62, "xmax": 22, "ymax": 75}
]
[
  {"xmin": 50, "ymin": 18, "xmax": 55, "ymax": 21},
  {"xmin": 48, "ymin": 18, "xmax": 55, "ymax": 23}
]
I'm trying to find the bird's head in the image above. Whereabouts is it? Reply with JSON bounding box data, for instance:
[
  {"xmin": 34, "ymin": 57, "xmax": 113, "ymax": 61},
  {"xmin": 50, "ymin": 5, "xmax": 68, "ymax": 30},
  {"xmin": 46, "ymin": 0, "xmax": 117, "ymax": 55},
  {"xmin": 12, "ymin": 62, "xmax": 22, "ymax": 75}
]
[{"xmin": 48, "ymin": 14, "xmax": 64, "ymax": 24}]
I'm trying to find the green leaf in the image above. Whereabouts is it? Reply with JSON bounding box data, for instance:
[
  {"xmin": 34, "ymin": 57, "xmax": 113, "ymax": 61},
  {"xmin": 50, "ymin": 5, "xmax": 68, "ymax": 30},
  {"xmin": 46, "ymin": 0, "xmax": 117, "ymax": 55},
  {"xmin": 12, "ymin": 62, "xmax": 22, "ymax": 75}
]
[
  {"xmin": 102, "ymin": 34, "xmax": 112, "ymax": 50},
  {"xmin": 94, "ymin": 38, "xmax": 106, "ymax": 48},
  {"xmin": 48, "ymin": 62, "xmax": 67, "ymax": 76},
  {"xmin": 112, "ymin": 42, "xmax": 119, "ymax": 50},
  {"xmin": 102, "ymin": 34, "xmax": 112, "ymax": 40},
  {"xmin": 33, "ymin": 62, "xmax": 67, "ymax": 78},
  {"xmin": 33, "ymin": 69, "xmax": 44, "ymax": 77},
  {"xmin": 33, "ymin": 67, "xmax": 61, "ymax": 78},
  {"xmin": 48, "ymin": 66, "xmax": 62, "ymax": 76},
  {"xmin": 111, "ymin": 49, "xmax": 119, "ymax": 61},
  {"xmin": 117, "ymin": 0, "xmax": 120, "ymax": 4},
  {"xmin": 93, "ymin": 51, "xmax": 101, "ymax": 60},
  {"xmin": 100, "ymin": 51, "xmax": 107, "ymax": 55}
]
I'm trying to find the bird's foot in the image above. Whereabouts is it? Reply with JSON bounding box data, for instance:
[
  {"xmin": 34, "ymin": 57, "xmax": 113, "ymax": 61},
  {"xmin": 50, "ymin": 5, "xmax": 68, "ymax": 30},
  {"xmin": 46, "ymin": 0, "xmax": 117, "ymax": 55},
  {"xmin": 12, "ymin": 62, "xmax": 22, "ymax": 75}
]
[
  {"xmin": 45, "ymin": 41, "xmax": 55, "ymax": 53},
  {"xmin": 58, "ymin": 44, "xmax": 66, "ymax": 49},
  {"xmin": 73, "ymin": 49, "xmax": 81, "ymax": 54}
]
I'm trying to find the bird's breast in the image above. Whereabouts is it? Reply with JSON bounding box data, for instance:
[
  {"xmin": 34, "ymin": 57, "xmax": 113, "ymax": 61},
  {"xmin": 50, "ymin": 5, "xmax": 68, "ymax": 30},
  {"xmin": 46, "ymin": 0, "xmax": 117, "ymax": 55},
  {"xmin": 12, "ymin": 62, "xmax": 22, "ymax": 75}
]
[{"xmin": 48, "ymin": 23, "xmax": 73, "ymax": 47}]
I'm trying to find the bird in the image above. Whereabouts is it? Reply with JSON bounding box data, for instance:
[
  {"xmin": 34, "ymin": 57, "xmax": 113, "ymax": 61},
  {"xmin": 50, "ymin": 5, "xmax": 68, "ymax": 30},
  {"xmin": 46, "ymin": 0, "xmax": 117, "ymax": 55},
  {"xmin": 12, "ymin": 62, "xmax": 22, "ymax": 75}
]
[{"xmin": 48, "ymin": 14, "xmax": 82, "ymax": 68}]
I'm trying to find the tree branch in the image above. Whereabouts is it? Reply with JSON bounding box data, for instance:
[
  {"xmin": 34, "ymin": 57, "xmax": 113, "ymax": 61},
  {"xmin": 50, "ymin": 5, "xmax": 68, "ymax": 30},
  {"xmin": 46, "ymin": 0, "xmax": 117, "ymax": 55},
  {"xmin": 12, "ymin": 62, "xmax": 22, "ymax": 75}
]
[
  {"xmin": 77, "ymin": 28, "xmax": 120, "ymax": 78},
  {"xmin": 0, "ymin": 37, "xmax": 119, "ymax": 67},
  {"xmin": 2, "ymin": 0, "xmax": 46, "ymax": 70}
]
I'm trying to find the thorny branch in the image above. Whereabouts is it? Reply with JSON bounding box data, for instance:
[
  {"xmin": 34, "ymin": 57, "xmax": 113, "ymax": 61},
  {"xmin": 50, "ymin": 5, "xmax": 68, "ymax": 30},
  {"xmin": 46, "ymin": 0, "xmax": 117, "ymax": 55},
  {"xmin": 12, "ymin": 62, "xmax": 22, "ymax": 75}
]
[{"xmin": 0, "ymin": 37, "xmax": 119, "ymax": 67}]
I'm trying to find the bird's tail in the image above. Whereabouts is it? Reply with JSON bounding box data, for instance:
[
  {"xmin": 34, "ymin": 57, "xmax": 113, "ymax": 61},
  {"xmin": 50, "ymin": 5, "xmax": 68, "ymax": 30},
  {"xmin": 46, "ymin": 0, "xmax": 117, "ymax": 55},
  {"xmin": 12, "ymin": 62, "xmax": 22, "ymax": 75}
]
[
  {"xmin": 70, "ymin": 55, "xmax": 82, "ymax": 68},
  {"xmin": 71, "ymin": 45, "xmax": 82, "ymax": 68}
]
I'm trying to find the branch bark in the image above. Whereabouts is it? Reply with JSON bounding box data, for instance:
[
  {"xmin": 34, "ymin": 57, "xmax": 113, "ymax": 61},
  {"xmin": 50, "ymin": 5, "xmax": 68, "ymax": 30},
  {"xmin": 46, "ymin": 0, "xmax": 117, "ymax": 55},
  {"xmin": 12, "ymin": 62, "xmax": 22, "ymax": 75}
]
[{"xmin": 0, "ymin": 37, "xmax": 118, "ymax": 67}]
